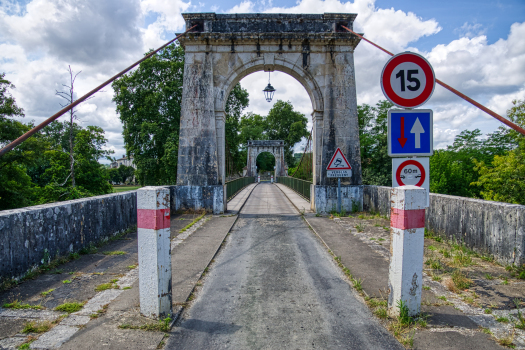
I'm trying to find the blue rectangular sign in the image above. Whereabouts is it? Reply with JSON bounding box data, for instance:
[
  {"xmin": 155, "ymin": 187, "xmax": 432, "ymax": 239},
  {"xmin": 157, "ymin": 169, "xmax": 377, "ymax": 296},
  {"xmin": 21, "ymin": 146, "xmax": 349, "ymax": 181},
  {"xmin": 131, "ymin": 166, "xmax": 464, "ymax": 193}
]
[{"xmin": 388, "ymin": 109, "xmax": 433, "ymax": 157}]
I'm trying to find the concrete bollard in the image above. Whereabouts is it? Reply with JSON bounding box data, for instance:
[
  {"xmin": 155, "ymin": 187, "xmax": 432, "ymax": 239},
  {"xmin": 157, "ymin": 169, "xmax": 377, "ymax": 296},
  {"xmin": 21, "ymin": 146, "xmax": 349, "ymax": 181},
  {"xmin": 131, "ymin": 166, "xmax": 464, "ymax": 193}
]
[
  {"xmin": 271, "ymin": 175, "xmax": 274, "ymax": 183},
  {"xmin": 137, "ymin": 186, "xmax": 172, "ymax": 319},
  {"xmin": 388, "ymin": 185, "xmax": 426, "ymax": 317},
  {"xmin": 258, "ymin": 175, "xmax": 260, "ymax": 183}
]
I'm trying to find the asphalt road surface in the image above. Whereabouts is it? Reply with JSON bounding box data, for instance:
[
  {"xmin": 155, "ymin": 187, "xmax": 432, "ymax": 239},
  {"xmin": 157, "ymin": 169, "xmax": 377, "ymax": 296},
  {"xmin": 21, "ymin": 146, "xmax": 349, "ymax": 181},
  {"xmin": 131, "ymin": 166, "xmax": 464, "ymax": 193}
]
[{"xmin": 166, "ymin": 183, "xmax": 402, "ymax": 349}]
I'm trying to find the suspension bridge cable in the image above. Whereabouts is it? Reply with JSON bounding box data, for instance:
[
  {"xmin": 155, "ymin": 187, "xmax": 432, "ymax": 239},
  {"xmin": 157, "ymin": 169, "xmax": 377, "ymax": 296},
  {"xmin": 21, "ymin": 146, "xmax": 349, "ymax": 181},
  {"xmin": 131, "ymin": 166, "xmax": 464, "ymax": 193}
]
[{"xmin": 341, "ymin": 25, "xmax": 525, "ymax": 136}]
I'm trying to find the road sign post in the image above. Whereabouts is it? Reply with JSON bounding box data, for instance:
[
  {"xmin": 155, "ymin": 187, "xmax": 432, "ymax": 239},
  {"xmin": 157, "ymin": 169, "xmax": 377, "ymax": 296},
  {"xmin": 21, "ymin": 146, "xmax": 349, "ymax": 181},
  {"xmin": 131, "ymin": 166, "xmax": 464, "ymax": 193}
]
[{"xmin": 326, "ymin": 148, "xmax": 352, "ymax": 213}]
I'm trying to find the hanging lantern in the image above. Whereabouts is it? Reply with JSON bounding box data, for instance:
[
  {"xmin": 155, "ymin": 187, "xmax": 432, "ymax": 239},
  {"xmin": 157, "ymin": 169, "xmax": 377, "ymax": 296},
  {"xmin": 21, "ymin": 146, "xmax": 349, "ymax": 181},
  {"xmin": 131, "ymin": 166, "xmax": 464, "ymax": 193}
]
[{"xmin": 263, "ymin": 72, "xmax": 276, "ymax": 102}]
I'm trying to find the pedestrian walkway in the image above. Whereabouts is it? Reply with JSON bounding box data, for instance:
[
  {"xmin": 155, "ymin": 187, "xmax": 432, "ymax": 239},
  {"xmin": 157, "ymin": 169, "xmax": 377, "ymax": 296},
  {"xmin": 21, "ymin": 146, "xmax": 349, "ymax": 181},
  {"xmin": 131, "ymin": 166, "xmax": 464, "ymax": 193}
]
[{"xmin": 274, "ymin": 182, "xmax": 312, "ymax": 213}]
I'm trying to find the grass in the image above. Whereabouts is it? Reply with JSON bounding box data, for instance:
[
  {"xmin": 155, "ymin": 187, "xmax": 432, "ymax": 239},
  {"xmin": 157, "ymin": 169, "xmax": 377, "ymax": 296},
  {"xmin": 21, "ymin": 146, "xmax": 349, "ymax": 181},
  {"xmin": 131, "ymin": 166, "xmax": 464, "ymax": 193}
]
[
  {"xmin": 453, "ymin": 252, "xmax": 474, "ymax": 267},
  {"xmin": 514, "ymin": 299, "xmax": 525, "ymax": 330},
  {"xmin": 0, "ymin": 225, "xmax": 137, "ymax": 293},
  {"xmin": 496, "ymin": 331, "xmax": 516, "ymax": 348},
  {"xmin": 354, "ymin": 224, "xmax": 364, "ymax": 233},
  {"xmin": 3, "ymin": 300, "xmax": 42, "ymax": 310},
  {"xmin": 119, "ymin": 317, "xmax": 172, "ymax": 332},
  {"xmin": 95, "ymin": 281, "xmax": 118, "ymax": 292},
  {"xmin": 428, "ymin": 245, "xmax": 437, "ymax": 251},
  {"xmin": 423, "ymin": 286, "xmax": 430, "ymax": 290},
  {"xmin": 496, "ymin": 316, "xmax": 509, "ymax": 323},
  {"xmin": 452, "ymin": 269, "xmax": 473, "ymax": 290},
  {"xmin": 484, "ymin": 273, "xmax": 494, "ymax": 280},
  {"xmin": 179, "ymin": 211, "xmax": 206, "ymax": 233},
  {"xmin": 102, "ymin": 251, "xmax": 126, "ymax": 256},
  {"xmin": 113, "ymin": 185, "xmax": 142, "ymax": 193},
  {"xmin": 55, "ymin": 302, "xmax": 84, "ymax": 313},
  {"xmin": 22, "ymin": 320, "xmax": 52, "ymax": 334},
  {"xmin": 63, "ymin": 279, "xmax": 72, "ymax": 284},
  {"xmin": 40, "ymin": 288, "xmax": 55, "ymax": 297}
]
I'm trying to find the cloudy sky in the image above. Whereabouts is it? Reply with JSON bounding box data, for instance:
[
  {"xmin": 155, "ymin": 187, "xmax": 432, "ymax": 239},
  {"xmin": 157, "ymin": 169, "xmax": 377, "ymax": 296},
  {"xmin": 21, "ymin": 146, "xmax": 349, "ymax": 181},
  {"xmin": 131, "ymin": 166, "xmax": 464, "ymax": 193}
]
[{"xmin": 1, "ymin": 0, "xmax": 524, "ymax": 162}]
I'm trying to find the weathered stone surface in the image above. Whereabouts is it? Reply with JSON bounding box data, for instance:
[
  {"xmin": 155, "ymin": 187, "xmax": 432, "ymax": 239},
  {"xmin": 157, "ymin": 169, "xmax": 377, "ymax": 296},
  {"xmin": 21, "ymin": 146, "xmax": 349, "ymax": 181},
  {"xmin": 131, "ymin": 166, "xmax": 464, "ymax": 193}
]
[
  {"xmin": 172, "ymin": 185, "xmax": 224, "ymax": 214},
  {"xmin": 313, "ymin": 185, "xmax": 363, "ymax": 213},
  {"xmin": 176, "ymin": 12, "xmax": 362, "ymax": 213},
  {"xmin": 363, "ymin": 185, "xmax": 525, "ymax": 265},
  {"xmin": 0, "ymin": 192, "xmax": 137, "ymax": 284}
]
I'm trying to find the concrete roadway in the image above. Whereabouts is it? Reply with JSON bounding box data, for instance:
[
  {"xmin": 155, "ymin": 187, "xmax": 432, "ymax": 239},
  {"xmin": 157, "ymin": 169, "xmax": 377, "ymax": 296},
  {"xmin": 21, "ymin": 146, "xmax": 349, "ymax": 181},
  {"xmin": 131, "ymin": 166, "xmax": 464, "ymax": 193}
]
[{"xmin": 166, "ymin": 183, "xmax": 402, "ymax": 349}]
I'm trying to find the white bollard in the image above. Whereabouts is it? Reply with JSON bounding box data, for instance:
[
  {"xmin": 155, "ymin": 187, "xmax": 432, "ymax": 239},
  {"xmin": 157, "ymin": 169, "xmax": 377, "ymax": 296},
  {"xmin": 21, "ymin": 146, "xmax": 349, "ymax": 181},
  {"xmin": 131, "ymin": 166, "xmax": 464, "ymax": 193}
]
[
  {"xmin": 137, "ymin": 186, "xmax": 172, "ymax": 319},
  {"xmin": 271, "ymin": 175, "xmax": 274, "ymax": 183},
  {"xmin": 258, "ymin": 175, "xmax": 260, "ymax": 183},
  {"xmin": 388, "ymin": 185, "xmax": 426, "ymax": 317}
]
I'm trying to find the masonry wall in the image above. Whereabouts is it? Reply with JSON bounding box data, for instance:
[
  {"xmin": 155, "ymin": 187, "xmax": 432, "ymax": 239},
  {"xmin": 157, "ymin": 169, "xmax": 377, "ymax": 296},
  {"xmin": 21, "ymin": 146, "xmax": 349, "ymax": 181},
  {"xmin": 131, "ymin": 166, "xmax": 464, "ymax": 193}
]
[
  {"xmin": 0, "ymin": 192, "xmax": 137, "ymax": 283},
  {"xmin": 363, "ymin": 185, "xmax": 525, "ymax": 265}
]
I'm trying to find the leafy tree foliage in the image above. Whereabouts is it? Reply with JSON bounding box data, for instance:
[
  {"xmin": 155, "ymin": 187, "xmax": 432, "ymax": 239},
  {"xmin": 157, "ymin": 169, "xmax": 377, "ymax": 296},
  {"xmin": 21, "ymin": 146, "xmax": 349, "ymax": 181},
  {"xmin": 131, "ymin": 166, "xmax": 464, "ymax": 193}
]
[
  {"xmin": 113, "ymin": 44, "xmax": 184, "ymax": 186},
  {"xmin": 429, "ymin": 129, "xmax": 512, "ymax": 197},
  {"xmin": 266, "ymin": 100, "xmax": 309, "ymax": 166},
  {"xmin": 0, "ymin": 73, "xmax": 113, "ymax": 210},
  {"xmin": 108, "ymin": 165, "xmax": 135, "ymax": 184},
  {"xmin": 225, "ymin": 83, "xmax": 249, "ymax": 173},
  {"xmin": 358, "ymin": 100, "xmax": 393, "ymax": 186},
  {"xmin": 472, "ymin": 99, "xmax": 525, "ymax": 204}
]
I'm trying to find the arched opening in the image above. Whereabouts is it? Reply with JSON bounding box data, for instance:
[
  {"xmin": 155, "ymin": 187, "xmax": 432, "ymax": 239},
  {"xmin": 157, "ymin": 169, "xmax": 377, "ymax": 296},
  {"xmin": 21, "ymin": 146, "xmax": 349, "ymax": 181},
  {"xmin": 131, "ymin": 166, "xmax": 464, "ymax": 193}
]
[
  {"xmin": 256, "ymin": 151, "xmax": 276, "ymax": 181},
  {"xmin": 223, "ymin": 70, "xmax": 314, "ymax": 183}
]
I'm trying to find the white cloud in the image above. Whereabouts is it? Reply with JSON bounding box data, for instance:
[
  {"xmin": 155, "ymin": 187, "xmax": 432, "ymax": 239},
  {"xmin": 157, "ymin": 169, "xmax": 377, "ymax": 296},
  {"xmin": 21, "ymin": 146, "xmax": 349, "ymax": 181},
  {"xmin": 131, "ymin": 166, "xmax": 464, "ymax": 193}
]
[
  {"xmin": 227, "ymin": 1, "xmax": 255, "ymax": 13},
  {"xmin": 1, "ymin": 0, "xmax": 524, "ymax": 164}
]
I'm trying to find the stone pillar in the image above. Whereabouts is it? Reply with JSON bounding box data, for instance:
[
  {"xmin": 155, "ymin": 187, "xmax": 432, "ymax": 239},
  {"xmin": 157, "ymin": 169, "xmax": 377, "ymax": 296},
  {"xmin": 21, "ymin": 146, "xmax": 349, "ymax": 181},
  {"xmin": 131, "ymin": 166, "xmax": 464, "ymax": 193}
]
[
  {"xmin": 175, "ymin": 49, "xmax": 224, "ymax": 214},
  {"xmin": 388, "ymin": 185, "xmax": 426, "ymax": 317},
  {"xmin": 137, "ymin": 187, "xmax": 172, "ymax": 319},
  {"xmin": 314, "ymin": 47, "xmax": 362, "ymax": 213}
]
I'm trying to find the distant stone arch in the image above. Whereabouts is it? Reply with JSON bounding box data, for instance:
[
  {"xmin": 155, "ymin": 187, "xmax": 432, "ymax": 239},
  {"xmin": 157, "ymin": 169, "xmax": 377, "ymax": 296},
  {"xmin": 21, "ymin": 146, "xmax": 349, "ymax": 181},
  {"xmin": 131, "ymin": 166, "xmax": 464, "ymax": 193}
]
[
  {"xmin": 175, "ymin": 12, "xmax": 363, "ymax": 214},
  {"xmin": 246, "ymin": 140, "xmax": 286, "ymax": 177}
]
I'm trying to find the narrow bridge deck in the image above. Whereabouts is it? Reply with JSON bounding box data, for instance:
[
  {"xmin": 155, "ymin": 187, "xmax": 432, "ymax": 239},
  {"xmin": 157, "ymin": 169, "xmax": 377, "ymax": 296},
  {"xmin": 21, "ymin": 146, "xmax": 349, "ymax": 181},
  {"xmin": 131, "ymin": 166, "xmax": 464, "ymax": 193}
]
[{"xmin": 165, "ymin": 183, "xmax": 402, "ymax": 349}]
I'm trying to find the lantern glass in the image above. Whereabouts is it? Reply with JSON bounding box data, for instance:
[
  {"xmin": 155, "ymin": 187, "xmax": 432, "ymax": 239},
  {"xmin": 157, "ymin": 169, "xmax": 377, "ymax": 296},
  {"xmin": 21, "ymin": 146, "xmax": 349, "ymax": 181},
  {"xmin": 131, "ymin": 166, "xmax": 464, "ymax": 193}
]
[{"xmin": 263, "ymin": 83, "xmax": 276, "ymax": 102}]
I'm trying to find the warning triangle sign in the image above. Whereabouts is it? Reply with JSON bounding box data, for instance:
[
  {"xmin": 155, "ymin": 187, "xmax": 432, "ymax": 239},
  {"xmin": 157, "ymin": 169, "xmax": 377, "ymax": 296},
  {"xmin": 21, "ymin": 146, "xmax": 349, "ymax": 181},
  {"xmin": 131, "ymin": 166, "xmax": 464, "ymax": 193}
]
[{"xmin": 327, "ymin": 148, "xmax": 352, "ymax": 170}]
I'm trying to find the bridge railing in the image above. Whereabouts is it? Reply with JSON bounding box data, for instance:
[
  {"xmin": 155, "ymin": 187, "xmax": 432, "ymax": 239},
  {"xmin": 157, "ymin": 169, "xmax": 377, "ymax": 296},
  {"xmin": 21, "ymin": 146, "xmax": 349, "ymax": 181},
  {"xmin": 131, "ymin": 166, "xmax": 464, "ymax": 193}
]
[
  {"xmin": 276, "ymin": 177, "xmax": 312, "ymax": 201},
  {"xmin": 226, "ymin": 177, "xmax": 255, "ymax": 200}
]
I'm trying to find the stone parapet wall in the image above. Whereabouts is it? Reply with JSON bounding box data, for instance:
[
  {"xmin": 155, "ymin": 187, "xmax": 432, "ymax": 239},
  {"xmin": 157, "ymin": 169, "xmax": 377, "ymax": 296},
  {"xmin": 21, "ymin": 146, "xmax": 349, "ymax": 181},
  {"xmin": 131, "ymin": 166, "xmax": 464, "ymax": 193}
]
[
  {"xmin": 363, "ymin": 185, "xmax": 525, "ymax": 265},
  {"xmin": 0, "ymin": 192, "xmax": 137, "ymax": 283}
]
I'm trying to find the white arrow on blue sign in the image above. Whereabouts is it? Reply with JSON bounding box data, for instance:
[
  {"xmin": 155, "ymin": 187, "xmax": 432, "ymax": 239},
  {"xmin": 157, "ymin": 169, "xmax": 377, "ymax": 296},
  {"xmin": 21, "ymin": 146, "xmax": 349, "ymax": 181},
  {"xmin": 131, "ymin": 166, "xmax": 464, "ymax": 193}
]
[{"xmin": 388, "ymin": 109, "xmax": 433, "ymax": 157}]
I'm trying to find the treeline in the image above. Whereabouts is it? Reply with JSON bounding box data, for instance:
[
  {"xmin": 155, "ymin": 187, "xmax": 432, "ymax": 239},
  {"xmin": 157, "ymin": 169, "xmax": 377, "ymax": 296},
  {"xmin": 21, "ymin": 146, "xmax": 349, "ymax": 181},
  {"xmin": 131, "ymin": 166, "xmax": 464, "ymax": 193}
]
[{"xmin": 359, "ymin": 99, "xmax": 525, "ymax": 205}]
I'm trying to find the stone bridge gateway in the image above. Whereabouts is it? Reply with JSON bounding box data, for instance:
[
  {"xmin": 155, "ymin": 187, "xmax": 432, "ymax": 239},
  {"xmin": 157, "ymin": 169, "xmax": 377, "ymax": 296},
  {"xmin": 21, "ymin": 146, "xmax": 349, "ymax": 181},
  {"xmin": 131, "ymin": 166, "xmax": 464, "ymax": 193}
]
[
  {"xmin": 246, "ymin": 140, "xmax": 286, "ymax": 177},
  {"xmin": 175, "ymin": 13, "xmax": 362, "ymax": 214}
]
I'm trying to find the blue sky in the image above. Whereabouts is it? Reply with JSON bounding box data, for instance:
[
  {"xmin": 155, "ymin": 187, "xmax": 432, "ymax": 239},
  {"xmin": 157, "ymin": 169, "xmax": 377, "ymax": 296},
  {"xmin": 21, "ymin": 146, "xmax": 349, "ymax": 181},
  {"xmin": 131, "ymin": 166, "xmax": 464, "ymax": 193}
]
[{"xmin": 1, "ymin": 0, "xmax": 524, "ymax": 159}]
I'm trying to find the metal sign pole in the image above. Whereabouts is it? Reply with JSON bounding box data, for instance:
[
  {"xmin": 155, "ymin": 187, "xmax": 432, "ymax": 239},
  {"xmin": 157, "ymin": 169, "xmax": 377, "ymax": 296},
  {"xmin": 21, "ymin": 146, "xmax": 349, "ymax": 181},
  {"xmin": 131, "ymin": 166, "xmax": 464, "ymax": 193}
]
[{"xmin": 337, "ymin": 177, "xmax": 341, "ymax": 213}]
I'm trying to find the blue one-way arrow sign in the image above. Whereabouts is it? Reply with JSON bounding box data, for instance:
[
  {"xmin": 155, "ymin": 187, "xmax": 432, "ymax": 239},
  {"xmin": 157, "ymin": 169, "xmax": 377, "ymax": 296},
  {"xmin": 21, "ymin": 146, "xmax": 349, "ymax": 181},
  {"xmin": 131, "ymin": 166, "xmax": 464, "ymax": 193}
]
[{"xmin": 388, "ymin": 109, "xmax": 433, "ymax": 157}]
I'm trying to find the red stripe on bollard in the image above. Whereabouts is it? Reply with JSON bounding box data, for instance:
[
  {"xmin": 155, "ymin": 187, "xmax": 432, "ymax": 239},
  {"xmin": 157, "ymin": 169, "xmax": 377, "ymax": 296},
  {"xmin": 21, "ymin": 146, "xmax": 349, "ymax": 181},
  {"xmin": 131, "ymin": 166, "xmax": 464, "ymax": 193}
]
[
  {"xmin": 390, "ymin": 208, "xmax": 425, "ymax": 230},
  {"xmin": 137, "ymin": 209, "xmax": 170, "ymax": 230}
]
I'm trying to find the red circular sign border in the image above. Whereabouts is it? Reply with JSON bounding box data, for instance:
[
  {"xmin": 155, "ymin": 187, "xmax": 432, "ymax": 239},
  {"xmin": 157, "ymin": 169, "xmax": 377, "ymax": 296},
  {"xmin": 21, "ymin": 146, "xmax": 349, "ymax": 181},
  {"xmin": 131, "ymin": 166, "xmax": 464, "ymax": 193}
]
[
  {"xmin": 396, "ymin": 160, "xmax": 426, "ymax": 187},
  {"xmin": 381, "ymin": 52, "xmax": 435, "ymax": 108}
]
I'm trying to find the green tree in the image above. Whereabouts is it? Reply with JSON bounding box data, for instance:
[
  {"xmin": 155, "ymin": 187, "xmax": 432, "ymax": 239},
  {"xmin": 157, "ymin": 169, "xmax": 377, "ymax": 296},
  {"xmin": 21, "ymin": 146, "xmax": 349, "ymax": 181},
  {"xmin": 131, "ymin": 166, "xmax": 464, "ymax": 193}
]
[
  {"xmin": 113, "ymin": 44, "xmax": 184, "ymax": 186},
  {"xmin": 225, "ymin": 84, "xmax": 249, "ymax": 174},
  {"xmin": 357, "ymin": 100, "xmax": 393, "ymax": 186},
  {"xmin": 430, "ymin": 129, "xmax": 512, "ymax": 198},
  {"xmin": 265, "ymin": 100, "xmax": 309, "ymax": 166},
  {"xmin": 38, "ymin": 125, "xmax": 113, "ymax": 202},
  {"xmin": 472, "ymin": 99, "xmax": 525, "ymax": 204},
  {"xmin": 0, "ymin": 73, "xmax": 47, "ymax": 209}
]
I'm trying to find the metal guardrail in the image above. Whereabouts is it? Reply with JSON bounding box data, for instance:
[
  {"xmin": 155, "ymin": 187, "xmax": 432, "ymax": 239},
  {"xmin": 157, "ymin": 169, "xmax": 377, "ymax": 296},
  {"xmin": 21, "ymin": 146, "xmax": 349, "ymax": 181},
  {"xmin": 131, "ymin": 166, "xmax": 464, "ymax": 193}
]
[
  {"xmin": 276, "ymin": 177, "xmax": 312, "ymax": 201},
  {"xmin": 226, "ymin": 177, "xmax": 255, "ymax": 200}
]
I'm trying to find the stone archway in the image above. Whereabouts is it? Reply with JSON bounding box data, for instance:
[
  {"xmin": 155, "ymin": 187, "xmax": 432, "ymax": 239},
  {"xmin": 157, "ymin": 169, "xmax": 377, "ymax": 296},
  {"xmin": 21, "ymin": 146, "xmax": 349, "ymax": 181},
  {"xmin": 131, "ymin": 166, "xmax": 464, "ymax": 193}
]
[
  {"xmin": 175, "ymin": 12, "xmax": 363, "ymax": 214},
  {"xmin": 246, "ymin": 140, "xmax": 286, "ymax": 177}
]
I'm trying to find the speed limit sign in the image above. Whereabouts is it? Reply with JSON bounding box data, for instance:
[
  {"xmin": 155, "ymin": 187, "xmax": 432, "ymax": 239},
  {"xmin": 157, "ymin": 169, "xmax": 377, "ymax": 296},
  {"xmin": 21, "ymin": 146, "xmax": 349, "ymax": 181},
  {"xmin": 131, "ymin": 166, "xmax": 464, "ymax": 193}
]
[{"xmin": 381, "ymin": 52, "xmax": 436, "ymax": 108}]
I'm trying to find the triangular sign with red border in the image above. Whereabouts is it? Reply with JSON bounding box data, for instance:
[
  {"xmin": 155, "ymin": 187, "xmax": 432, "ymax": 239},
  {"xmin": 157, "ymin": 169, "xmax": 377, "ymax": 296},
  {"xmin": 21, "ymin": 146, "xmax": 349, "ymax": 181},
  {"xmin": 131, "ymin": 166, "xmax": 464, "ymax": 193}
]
[{"xmin": 327, "ymin": 148, "xmax": 352, "ymax": 170}]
